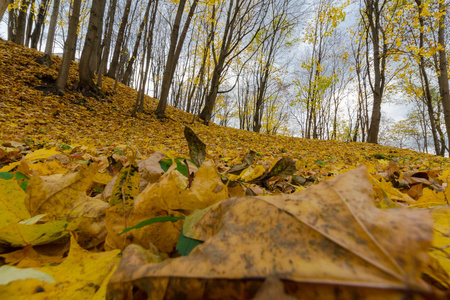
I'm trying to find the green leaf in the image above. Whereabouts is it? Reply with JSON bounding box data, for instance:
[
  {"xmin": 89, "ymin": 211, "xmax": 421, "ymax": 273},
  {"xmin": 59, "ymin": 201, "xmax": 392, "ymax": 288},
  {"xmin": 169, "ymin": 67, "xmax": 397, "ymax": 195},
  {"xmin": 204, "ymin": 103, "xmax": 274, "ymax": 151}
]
[
  {"xmin": 14, "ymin": 172, "xmax": 29, "ymax": 180},
  {"xmin": 93, "ymin": 186, "xmax": 104, "ymax": 193},
  {"xmin": 19, "ymin": 181, "xmax": 29, "ymax": 192},
  {"xmin": 174, "ymin": 158, "xmax": 188, "ymax": 177},
  {"xmin": 159, "ymin": 158, "xmax": 173, "ymax": 173},
  {"xmin": 61, "ymin": 144, "xmax": 71, "ymax": 150},
  {"xmin": 315, "ymin": 159, "xmax": 326, "ymax": 166},
  {"xmin": 0, "ymin": 172, "xmax": 14, "ymax": 180},
  {"xmin": 119, "ymin": 215, "xmax": 185, "ymax": 235},
  {"xmin": 176, "ymin": 228, "xmax": 203, "ymax": 256},
  {"xmin": 113, "ymin": 149, "xmax": 124, "ymax": 155}
]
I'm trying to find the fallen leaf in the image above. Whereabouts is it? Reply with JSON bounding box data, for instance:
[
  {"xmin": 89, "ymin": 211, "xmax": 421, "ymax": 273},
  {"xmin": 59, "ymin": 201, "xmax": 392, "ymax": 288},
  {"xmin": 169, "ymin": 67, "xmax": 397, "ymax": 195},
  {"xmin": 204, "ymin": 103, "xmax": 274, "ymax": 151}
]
[
  {"xmin": 105, "ymin": 160, "xmax": 228, "ymax": 252},
  {"xmin": 138, "ymin": 151, "xmax": 166, "ymax": 192},
  {"xmin": 0, "ymin": 234, "xmax": 120, "ymax": 299},
  {"xmin": 0, "ymin": 265, "xmax": 55, "ymax": 285},
  {"xmin": 184, "ymin": 126, "xmax": 206, "ymax": 167},
  {"xmin": 107, "ymin": 167, "xmax": 434, "ymax": 299},
  {"xmin": 227, "ymin": 150, "xmax": 256, "ymax": 175}
]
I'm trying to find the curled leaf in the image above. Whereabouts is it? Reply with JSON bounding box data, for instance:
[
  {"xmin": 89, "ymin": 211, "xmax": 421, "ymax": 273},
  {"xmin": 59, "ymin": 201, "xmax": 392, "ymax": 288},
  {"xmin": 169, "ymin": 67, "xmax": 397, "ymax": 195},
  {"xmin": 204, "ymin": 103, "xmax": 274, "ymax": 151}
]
[
  {"xmin": 184, "ymin": 126, "xmax": 206, "ymax": 167},
  {"xmin": 227, "ymin": 150, "xmax": 256, "ymax": 175}
]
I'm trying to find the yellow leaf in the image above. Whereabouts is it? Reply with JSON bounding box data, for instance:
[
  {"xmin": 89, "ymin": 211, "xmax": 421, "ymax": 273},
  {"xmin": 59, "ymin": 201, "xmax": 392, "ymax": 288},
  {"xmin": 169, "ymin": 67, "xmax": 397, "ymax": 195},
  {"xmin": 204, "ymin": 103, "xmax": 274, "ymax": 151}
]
[
  {"xmin": 0, "ymin": 179, "xmax": 30, "ymax": 228},
  {"xmin": 93, "ymin": 172, "xmax": 113, "ymax": 185},
  {"xmin": 428, "ymin": 206, "xmax": 450, "ymax": 279},
  {"xmin": 23, "ymin": 148, "xmax": 60, "ymax": 162},
  {"xmin": 0, "ymin": 234, "xmax": 121, "ymax": 299},
  {"xmin": 241, "ymin": 165, "xmax": 266, "ymax": 182},
  {"xmin": 0, "ymin": 219, "xmax": 71, "ymax": 247},
  {"xmin": 29, "ymin": 160, "xmax": 66, "ymax": 176},
  {"xmin": 109, "ymin": 162, "xmax": 140, "ymax": 210},
  {"xmin": 105, "ymin": 160, "xmax": 228, "ymax": 252}
]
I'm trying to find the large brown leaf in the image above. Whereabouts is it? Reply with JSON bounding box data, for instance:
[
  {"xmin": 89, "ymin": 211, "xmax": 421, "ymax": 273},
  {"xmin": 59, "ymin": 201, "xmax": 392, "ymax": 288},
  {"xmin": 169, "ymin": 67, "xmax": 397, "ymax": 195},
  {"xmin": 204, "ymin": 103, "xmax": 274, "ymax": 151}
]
[{"xmin": 107, "ymin": 166, "xmax": 435, "ymax": 299}]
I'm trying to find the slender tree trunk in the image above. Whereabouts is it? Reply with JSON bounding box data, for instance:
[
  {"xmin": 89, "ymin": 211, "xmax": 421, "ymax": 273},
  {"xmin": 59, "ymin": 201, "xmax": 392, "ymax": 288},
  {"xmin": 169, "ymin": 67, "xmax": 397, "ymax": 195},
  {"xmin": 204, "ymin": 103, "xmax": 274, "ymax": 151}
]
[
  {"xmin": 107, "ymin": 0, "xmax": 132, "ymax": 79},
  {"xmin": 97, "ymin": 0, "xmax": 118, "ymax": 88},
  {"xmin": 53, "ymin": 0, "xmax": 82, "ymax": 95},
  {"xmin": 438, "ymin": 1, "xmax": 450, "ymax": 156},
  {"xmin": 14, "ymin": 0, "xmax": 30, "ymax": 46},
  {"xmin": 44, "ymin": 0, "xmax": 59, "ymax": 56},
  {"xmin": 30, "ymin": 0, "xmax": 49, "ymax": 49},
  {"xmin": 122, "ymin": 0, "xmax": 151, "ymax": 86},
  {"xmin": 199, "ymin": 53, "xmax": 226, "ymax": 123},
  {"xmin": 78, "ymin": 0, "xmax": 107, "ymax": 96},
  {"xmin": 132, "ymin": 0, "xmax": 158, "ymax": 116},
  {"xmin": 155, "ymin": 0, "xmax": 199, "ymax": 119},
  {"xmin": 365, "ymin": 0, "xmax": 386, "ymax": 144},
  {"xmin": 414, "ymin": 0, "xmax": 441, "ymax": 155},
  {"xmin": 25, "ymin": 0, "xmax": 35, "ymax": 46},
  {"xmin": 35, "ymin": 0, "xmax": 60, "ymax": 67},
  {"xmin": 8, "ymin": 3, "xmax": 16, "ymax": 41}
]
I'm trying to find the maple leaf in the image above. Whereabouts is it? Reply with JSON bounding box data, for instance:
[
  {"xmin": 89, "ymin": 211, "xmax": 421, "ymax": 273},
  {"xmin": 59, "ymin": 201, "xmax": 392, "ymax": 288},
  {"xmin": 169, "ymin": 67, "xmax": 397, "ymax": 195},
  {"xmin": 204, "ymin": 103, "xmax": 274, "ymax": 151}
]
[{"xmin": 107, "ymin": 167, "xmax": 435, "ymax": 299}]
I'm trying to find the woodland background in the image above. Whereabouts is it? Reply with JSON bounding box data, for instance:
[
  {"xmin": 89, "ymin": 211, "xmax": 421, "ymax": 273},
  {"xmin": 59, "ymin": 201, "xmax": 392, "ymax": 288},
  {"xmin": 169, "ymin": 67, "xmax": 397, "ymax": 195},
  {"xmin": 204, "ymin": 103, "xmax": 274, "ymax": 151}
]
[{"xmin": 3, "ymin": 0, "xmax": 450, "ymax": 153}]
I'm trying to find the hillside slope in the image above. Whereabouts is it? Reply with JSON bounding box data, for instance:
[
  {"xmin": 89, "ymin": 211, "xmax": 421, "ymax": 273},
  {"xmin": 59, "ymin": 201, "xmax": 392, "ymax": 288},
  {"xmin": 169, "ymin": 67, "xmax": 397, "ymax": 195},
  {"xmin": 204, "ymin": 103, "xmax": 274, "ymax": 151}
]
[
  {"xmin": 1, "ymin": 39, "xmax": 450, "ymax": 298},
  {"xmin": 0, "ymin": 38, "xmax": 448, "ymax": 178}
]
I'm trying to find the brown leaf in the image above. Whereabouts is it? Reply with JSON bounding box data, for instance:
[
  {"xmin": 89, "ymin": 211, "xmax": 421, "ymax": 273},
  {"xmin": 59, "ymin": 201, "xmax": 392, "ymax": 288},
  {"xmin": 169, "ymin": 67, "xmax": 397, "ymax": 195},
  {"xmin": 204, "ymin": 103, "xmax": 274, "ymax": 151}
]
[
  {"xmin": 107, "ymin": 167, "xmax": 434, "ymax": 299},
  {"xmin": 227, "ymin": 150, "xmax": 256, "ymax": 175},
  {"xmin": 184, "ymin": 126, "xmax": 206, "ymax": 167}
]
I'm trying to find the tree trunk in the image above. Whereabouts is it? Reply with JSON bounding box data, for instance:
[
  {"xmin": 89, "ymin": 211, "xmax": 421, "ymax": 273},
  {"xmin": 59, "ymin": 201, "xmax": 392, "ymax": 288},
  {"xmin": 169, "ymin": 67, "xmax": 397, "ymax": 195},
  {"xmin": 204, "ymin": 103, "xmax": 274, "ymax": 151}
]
[
  {"xmin": 107, "ymin": 0, "xmax": 132, "ymax": 79},
  {"xmin": 97, "ymin": 0, "xmax": 118, "ymax": 88},
  {"xmin": 30, "ymin": 0, "xmax": 49, "ymax": 49},
  {"xmin": 155, "ymin": 0, "xmax": 199, "ymax": 119},
  {"xmin": 53, "ymin": 0, "xmax": 81, "ymax": 95},
  {"xmin": 199, "ymin": 54, "xmax": 226, "ymax": 123},
  {"xmin": 36, "ymin": 0, "xmax": 59, "ymax": 67},
  {"xmin": 8, "ymin": 3, "xmax": 16, "ymax": 41},
  {"xmin": 0, "ymin": 0, "xmax": 10, "ymax": 21},
  {"xmin": 415, "ymin": 0, "xmax": 441, "ymax": 155},
  {"xmin": 122, "ymin": 0, "xmax": 151, "ymax": 86},
  {"xmin": 25, "ymin": 0, "xmax": 35, "ymax": 46},
  {"xmin": 438, "ymin": 1, "xmax": 450, "ymax": 157},
  {"xmin": 132, "ymin": 0, "xmax": 158, "ymax": 116},
  {"xmin": 78, "ymin": 0, "xmax": 106, "ymax": 97},
  {"xmin": 14, "ymin": 0, "xmax": 30, "ymax": 46},
  {"xmin": 365, "ymin": 0, "xmax": 386, "ymax": 144},
  {"xmin": 89, "ymin": 0, "xmax": 106, "ymax": 77}
]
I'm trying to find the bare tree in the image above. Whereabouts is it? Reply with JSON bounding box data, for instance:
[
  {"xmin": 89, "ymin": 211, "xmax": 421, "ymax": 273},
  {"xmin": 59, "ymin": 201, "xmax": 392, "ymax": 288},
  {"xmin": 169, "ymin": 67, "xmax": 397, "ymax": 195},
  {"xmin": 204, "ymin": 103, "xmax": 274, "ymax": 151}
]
[
  {"xmin": 78, "ymin": 0, "xmax": 107, "ymax": 97},
  {"xmin": 35, "ymin": 0, "xmax": 60, "ymax": 67},
  {"xmin": 199, "ymin": 0, "xmax": 269, "ymax": 124},
  {"xmin": 122, "ymin": 0, "xmax": 152, "ymax": 86},
  {"xmin": 107, "ymin": 0, "xmax": 132, "ymax": 79},
  {"xmin": 97, "ymin": 0, "xmax": 118, "ymax": 88},
  {"xmin": 155, "ymin": 0, "xmax": 199, "ymax": 119},
  {"xmin": 14, "ymin": 0, "xmax": 30, "ymax": 45},
  {"xmin": 53, "ymin": 0, "xmax": 82, "ymax": 95},
  {"xmin": 31, "ymin": 0, "xmax": 50, "ymax": 49}
]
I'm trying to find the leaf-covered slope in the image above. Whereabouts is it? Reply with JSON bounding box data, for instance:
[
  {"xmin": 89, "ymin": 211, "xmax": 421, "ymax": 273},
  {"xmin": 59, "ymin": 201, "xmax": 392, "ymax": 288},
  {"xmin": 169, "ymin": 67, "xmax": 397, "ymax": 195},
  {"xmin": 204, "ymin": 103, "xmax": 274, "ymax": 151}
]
[{"xmin": 0, "ymin": 37, "xmax": 449, "ymax": 179}]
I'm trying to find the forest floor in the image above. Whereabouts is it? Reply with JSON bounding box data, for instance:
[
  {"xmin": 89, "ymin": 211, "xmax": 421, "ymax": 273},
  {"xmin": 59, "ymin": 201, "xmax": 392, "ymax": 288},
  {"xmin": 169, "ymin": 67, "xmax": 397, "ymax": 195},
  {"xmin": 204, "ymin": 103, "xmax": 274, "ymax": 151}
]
[{"xmin": 0, "ymin": 38, "xmax": 450, "ymax": 299}]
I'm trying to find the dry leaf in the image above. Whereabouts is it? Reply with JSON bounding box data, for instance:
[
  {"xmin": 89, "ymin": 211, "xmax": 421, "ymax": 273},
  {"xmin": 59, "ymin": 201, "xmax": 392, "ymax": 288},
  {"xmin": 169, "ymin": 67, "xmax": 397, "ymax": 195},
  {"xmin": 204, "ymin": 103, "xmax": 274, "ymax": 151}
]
[{"xmin": 107, "ymin": 167, "xmax": 435, "ymax": 299}]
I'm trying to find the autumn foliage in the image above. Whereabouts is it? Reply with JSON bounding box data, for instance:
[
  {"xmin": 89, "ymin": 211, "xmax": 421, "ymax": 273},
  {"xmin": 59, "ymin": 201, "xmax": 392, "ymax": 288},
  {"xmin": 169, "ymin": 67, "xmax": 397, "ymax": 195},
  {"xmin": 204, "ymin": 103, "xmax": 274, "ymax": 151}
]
[{"xmin": 0, "ymin": 39, "xmax": 450, "ymax": 299}]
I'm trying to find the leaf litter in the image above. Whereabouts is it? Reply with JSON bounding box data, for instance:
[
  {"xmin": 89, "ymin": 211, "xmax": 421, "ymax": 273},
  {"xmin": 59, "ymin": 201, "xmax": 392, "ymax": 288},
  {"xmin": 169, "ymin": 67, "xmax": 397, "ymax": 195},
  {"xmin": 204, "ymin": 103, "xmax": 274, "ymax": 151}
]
[{"xmin": 0, "ymin": 38, "xmax": 449, "ymax": 299}]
